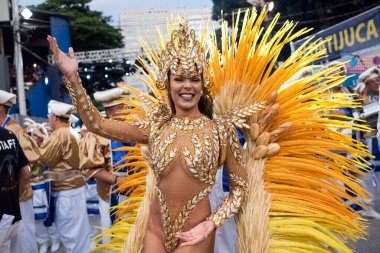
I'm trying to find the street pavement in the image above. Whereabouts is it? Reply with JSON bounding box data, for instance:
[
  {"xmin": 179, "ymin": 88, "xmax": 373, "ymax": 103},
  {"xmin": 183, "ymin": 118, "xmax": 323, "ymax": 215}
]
[
  {"xmin": 356, "ymin": 219, "xmax": 380, "ymax": 253},
  {"xmin": 355, "ymin": 201, "xmax": 380, "ymax": 253}
]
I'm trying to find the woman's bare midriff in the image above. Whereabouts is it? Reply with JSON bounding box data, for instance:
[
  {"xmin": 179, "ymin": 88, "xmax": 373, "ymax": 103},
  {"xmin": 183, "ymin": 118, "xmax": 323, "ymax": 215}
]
[{"xmin": 142, "ymin": 191, "xmax": 215, "ymax": 253}]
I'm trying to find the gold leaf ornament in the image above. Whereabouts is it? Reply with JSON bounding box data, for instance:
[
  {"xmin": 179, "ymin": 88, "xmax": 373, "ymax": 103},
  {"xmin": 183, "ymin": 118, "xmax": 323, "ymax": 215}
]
[{"xmin": 156, "ymin": 18, "xmax": 212, "ymax": 91}]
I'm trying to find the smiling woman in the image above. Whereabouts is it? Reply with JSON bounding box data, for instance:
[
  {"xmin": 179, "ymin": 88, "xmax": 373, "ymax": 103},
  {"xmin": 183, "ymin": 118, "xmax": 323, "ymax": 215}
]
[
  {"xmin": 48, "ymin": 16, "xmax": 251, "ymax": 253},
  {"xmin": 168, "ymin": 71, "xmax": 209, "ymax": 117},
  {"xmin": 47, "ymin": 8, "xmax": 370, "ymax": 253}
]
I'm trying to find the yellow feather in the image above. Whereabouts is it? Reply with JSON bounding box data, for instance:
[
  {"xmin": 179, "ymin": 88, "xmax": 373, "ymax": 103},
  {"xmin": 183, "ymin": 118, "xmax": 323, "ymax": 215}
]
[{"xmin": 209, "ymin": 8, "xmax": 370, "ymax": 253}]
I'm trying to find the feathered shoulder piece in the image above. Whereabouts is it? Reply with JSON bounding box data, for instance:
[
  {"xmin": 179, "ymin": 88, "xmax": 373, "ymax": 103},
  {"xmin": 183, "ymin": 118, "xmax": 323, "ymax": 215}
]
[
  {"xmin": 214, "ymin": 102, "xmax": 266, "ymax": 129},
  {"xmin": 208, "ymin": 8, "xmax": 371, "ymax": 253}
]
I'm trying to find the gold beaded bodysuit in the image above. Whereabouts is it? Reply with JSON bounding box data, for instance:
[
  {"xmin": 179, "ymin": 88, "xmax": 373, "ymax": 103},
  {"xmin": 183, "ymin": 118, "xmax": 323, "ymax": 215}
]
[
  {"xmin": 64, "ymin": 74, "xmax": 248, "ymax": 253},
  {"xmin": 148, "ymin": 115, "xmax": 247, "ymax": 251}
]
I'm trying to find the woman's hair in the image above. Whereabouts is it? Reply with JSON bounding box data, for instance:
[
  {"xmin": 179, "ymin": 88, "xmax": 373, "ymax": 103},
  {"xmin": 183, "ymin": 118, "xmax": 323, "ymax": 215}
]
[{"xmin": 166, "ymin": 71, "xmax": 213, "ymax": 119}]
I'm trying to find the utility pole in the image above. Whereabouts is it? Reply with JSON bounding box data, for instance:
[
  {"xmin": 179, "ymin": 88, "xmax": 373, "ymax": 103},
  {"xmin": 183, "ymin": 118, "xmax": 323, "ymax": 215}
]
[{"xmin": 11, "ymin": 0, "xmax": 27, "ymax": 115}]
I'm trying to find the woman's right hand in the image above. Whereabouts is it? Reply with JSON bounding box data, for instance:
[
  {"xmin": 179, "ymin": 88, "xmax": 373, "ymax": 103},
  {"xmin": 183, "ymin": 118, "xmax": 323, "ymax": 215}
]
[{"xmin": 47, "ymin": 35, "xmax": 78, "ymax": 79}]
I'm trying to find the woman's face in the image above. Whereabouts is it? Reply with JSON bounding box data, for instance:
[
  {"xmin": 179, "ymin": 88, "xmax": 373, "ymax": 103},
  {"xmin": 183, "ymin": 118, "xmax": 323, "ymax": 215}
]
[{"xmin": 169, "ymin": 71, "xmax": 203, "ymax": 116}]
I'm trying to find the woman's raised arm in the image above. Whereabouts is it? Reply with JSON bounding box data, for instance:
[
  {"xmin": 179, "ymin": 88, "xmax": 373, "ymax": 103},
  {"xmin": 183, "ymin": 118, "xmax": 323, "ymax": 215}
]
[{"xmin": 47, "ymin": 36, "xmax": 149, "ymax": 144}]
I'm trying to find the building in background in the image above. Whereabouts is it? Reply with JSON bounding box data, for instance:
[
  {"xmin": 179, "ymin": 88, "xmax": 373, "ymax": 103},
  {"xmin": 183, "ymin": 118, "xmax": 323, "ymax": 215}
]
[
  {"xmin": 118, "ymin": 7, "xmax": 219, "ymax": 92},
  {"xmin": 119, "ymin": 7, "xmax": 220, "ymax": 54}
]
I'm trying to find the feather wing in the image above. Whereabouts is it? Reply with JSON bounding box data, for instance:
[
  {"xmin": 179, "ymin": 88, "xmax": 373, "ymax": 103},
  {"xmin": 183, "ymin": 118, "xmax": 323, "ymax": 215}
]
[{"xmin": 210, "ymin": 8, "xmax": 371, "ymax": 253}]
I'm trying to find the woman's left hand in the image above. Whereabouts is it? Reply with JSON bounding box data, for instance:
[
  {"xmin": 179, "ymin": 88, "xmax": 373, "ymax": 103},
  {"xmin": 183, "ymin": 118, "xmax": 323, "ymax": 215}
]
[{"xmin": 175, "ymin": 220, "xmax": 215, "ymax": 247}]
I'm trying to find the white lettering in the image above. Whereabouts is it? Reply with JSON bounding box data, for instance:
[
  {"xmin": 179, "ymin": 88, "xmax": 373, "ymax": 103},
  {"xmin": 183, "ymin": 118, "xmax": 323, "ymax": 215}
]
[
  {"xmin": 3, "ymin": 141, "xmax": 9, "ymax": 149},
  {"xmin": 0, "ymin": 139, "xmax": 16, "ymax": 150},
  {"xmin": 7, "ymin": 139, "xmax": 16, "ymax": 149}
]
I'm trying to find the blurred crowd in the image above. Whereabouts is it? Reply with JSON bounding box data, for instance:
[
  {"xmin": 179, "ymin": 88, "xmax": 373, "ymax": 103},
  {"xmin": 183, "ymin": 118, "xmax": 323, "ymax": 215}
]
[
  {"xmin": 9, "ymin": 65, "xmax": 45, "ymax": 88},
  {"xmin": 0, "ymin": 88, "xmax": 130, "ymax": 253}
]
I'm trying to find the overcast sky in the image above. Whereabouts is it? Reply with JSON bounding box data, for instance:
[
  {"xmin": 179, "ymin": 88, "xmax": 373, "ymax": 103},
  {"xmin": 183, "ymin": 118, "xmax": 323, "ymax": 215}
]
[{"xmin": 20, "ymin": 0, "xmax": 213, "ymax": 26}]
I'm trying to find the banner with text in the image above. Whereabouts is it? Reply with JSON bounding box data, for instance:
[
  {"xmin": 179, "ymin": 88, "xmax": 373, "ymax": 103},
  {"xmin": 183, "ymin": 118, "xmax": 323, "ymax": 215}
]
[{"xmin": 292, "ymin": 6, "xmax": 380, "ymax": 61}]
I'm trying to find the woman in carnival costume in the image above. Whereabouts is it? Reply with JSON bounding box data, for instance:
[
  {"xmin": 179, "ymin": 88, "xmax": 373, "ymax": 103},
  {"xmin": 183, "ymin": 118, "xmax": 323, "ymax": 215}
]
[{"xmin": 48, "ymin": 8, "xmax": 370, "ymax": 253}]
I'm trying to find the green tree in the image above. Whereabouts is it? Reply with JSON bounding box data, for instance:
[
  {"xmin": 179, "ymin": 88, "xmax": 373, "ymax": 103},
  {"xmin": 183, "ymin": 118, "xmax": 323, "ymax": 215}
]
[
  {"xmin": 34, "ymin": 0, "xmax": 124, "ymax": 51},
  {"xmin": 212, "ymin": 0, "xmax": 379, "ymax": 33},
  {"xmin": 272, "ymin": 0, "xmax": 379, "ymax": 31},
  {"xmin": 211, "ymin": 0, "xmax": 379, "ymax": 60},
  {"xmin": 212, "ymin": 0, "xmax": 252, "ymax": 24}
]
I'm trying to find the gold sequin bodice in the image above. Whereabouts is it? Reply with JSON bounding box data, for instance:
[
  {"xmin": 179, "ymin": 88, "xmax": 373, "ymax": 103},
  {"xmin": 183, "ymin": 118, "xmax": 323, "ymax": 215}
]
[
  {"xmin": 150, "ymin": 116, "xmax": 219, "ymax": 184},
  {"xmin": 149, "ymin": 116, "xmax": 220, "ymax": 251}
]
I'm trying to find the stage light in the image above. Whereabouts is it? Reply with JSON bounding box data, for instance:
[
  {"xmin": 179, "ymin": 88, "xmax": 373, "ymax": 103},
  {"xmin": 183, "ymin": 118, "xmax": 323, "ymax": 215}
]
[
  {"xmin": 268, "ymin": 1, "xmax": 274, "ymax": 12},
  {"xmin": 21, "ymin": 8, "xmax": 33, "ymax": 19}
]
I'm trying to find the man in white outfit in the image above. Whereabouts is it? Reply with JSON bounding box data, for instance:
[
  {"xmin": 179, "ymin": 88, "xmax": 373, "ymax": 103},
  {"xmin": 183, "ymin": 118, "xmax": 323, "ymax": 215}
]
[
  {"xmin": 26, "ymin": 119, "xmax": 61, "ymax": 253},
  {"xmin": 33, "ymin": 100, "xmax": 91, "ymax": 253},
  {"xmin": 79, "ymin": 88, "xmax": 130, "ymax": 245},
  {"xmin": 210, "ymin": 168, "xmax": 237, "ymax": 253}
]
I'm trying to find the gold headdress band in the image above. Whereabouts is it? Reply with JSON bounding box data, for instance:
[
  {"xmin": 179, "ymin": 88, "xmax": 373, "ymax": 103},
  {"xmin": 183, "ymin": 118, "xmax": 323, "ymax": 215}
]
[{"xmin": 156, "ymin": 18, "xmax": 213, "ymax": 91}]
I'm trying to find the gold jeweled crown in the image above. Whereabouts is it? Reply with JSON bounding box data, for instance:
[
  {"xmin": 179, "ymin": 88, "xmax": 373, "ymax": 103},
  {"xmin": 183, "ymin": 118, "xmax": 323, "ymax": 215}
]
[{"xmin": 156, "ymin": 18, "xmax": 212, "ymax": 91}]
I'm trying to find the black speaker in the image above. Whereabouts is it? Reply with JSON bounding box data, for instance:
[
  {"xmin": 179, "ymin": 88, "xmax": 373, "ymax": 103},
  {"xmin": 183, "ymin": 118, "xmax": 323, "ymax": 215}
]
[
  {"xmin": 46, "ymin": 65, "xmax": 72, "ymax": 104},
  {"xmin": 0, "ymin": 54, "xmax": 10, "ymax": 91}
]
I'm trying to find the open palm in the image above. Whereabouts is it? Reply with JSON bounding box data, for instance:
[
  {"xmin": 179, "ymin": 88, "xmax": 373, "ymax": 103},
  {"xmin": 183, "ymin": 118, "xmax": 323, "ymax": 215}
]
[
  {"xmin": 47, "ymin": 35, "xmax": 78, "ymax": 78},
  {"xmin": 175, "ymin": 220, "xmax": 215, "ymax": 247}
]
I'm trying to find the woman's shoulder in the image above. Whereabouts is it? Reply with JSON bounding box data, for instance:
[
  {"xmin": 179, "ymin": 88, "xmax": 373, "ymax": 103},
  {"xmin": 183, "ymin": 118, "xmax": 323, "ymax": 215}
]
[{"xmin": 211, "ymin": 116, "xmax": 229, "ymax": 135}]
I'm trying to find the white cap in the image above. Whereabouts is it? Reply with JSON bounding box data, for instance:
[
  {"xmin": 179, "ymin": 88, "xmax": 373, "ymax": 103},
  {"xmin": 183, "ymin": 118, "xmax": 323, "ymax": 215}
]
[
  {"xmin": 100, "ymin": 111, "xmax": 107, "ymax": 118},
  {"xmin": 358, "ymin": 66, "xmax": 380, "ymax": 85},
  {"xmin": 321, "ymin": 61, "xmax": 347, "ymax": 76},
  {"xmin": 69, "ymin": 114, "xmax": 79, "ymax": 124},
  {"xmin": 23, "ymin": 117, "xmax": 36, "ymax": 128},
  {"xmin": 23, "ymin": 118, "xmax": 50, "ymax": 137},
  {"xmin": 48, "ymin": 100, "xmax": 76, "ymax": 118},
  {"xmin": 42, "ymin": 122, "xmax": 52, "ymax": 133},
  {"xmin": 0, "ymin": 90, "xmax": 17, "ymax": 107},
  {"xmin": 93, "ymin": 88, "xmax": 128, "ymax": 108},
  {"xmin": 284, "ymin": 67, "xmax": 313, "ymax": 86}
]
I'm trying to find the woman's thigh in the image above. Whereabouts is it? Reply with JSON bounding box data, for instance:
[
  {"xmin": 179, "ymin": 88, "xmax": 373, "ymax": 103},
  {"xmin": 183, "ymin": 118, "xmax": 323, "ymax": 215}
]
[
  {"xmin": 173, "ymin": 232, "xmax": 215, "ymax": 253},
  {"xmin": 142, "ymin": 229, "xmax": 167, "ymax": 253}
]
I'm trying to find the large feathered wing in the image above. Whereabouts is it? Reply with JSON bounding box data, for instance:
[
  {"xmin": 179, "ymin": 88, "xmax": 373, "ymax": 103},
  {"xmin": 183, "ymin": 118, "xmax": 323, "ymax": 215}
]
[{"xmin": 209, "ymin": 9, "xmax": 371, "ymax": 253}]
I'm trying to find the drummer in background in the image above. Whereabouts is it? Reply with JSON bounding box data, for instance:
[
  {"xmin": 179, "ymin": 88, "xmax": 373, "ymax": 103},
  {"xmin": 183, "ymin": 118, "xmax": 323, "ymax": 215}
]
[
  {"xmin": 25, "ymin": 119, "xmax": 61, "ymax": 253},
  {"xmin": 79, "ymin": 88, "xmax": 131, "ymax": 244},
  {"xmin": 32, "ymin": 100, "xmax": 91, "ymax": 253},
  {"xmin": 357, "ymin": 66, "xmax": 380, "ymax": 104}
]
